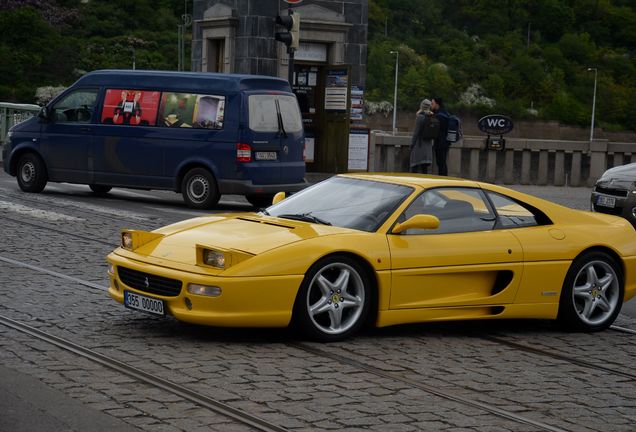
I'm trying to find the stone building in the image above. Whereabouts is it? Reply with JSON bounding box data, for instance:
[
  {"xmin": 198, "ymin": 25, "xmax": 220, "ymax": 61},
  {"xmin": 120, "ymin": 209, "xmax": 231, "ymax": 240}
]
[{"xmin": 191, "ymin": 0, "xmax": 369, "ymax": 172}]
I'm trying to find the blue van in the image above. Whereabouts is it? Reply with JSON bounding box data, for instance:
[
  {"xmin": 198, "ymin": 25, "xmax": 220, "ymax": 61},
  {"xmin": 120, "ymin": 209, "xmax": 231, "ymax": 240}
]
[{"xmin": 2, "ymin": 70, "xmax": 308, "ymax": 208}]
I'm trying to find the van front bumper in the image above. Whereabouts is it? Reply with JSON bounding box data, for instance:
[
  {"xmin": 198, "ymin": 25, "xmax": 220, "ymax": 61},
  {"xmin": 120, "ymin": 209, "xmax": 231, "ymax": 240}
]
[{"xmin": 219, "ymin": 178, "xmax": 309, "ymax": 195}]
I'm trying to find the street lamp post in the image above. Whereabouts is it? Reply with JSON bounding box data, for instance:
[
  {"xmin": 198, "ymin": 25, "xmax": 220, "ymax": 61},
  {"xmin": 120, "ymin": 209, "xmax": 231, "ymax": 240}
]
[
  {"xmin": 588, "ymin": 67, "xmax": 598, "ymax": 144},
  {"xmin": 390, "ymin": 50, "xmax": 399, "ymax": 135}
]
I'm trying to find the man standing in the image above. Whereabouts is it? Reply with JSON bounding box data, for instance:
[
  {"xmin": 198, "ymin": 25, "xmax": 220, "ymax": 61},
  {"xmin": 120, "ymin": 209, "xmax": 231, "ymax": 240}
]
[{"xmin": 431, "ymin": 97, "xmax": 450, "ymax": 176}]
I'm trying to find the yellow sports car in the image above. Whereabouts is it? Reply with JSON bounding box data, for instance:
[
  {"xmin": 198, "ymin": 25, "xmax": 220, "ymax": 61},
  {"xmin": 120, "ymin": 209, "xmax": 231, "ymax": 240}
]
[{"xmin": 107, "ymin": 174, "xmax": 636, "ymax": 341}]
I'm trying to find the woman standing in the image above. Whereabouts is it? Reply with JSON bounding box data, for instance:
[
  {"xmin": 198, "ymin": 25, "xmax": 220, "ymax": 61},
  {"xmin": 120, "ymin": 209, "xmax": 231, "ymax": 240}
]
[{"xmin": 409, "ymin": 99, "xmax": 436, "ymax": 174}]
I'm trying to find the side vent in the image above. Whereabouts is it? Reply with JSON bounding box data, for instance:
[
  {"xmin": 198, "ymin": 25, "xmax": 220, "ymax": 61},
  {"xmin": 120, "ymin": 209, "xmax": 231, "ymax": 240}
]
[
  {"xmin": 490, "ymin": 306, "xmax": 505, "ymax": 315},
  {"xmin": 491, "ymin": 270, "xmax": 514, "ymax": 296}
]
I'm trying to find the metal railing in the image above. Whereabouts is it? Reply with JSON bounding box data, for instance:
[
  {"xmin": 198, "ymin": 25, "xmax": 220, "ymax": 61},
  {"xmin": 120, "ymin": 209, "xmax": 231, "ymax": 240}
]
[{"xmin": 0, "ymin": 102, "xmax": 41, "ymax": 161}]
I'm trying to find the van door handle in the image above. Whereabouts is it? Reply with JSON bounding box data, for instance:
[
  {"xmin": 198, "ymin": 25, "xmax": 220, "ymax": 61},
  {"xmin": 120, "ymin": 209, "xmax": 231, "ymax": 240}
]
[{"xmin": 81, "ymin": 127, "xmax": 91, "ymax": 132}]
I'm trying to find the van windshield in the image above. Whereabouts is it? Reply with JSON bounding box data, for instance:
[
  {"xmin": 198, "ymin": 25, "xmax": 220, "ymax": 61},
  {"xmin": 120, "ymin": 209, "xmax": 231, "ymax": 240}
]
[{"xmin": 249, "ymin": 95, "xmax": 302, "ymax": 133}]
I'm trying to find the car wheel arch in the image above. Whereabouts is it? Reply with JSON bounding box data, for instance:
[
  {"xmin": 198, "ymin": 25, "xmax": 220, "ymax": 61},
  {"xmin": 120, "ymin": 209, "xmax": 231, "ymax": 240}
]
[
  {"xmin": 570, "ymin": 246, "xmax": 624, "ymax": 282},
  {"xmin": 10, "ymin": 147, "xmax": 47, "ymax": 177},
  {"xmin": 292, "ymin": 251, "xmax": 380, "ymax": 328},
  {"xmin": 175, "ymin": 160, "xmax": 218, "ymax": 193}
]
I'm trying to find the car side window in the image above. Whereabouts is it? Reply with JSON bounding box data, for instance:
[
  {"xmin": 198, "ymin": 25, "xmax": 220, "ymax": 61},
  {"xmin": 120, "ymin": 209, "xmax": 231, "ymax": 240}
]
[
  {"xmin": 401, "ymin": 187, "xmax": 496, "ymax": 234},
  {"xmin": 485, "ymin": 191, "xmax": 540, "ymax": 228},
  {"xmin": 52, "ymin": 89, "xmax": 98, "ymax": 123}
]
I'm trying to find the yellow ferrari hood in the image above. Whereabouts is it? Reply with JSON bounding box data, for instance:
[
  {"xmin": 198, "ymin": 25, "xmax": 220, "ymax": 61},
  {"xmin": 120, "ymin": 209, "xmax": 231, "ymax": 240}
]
[{"xmin": 132, "ymin": 214, "xmax": 348, "ymax": 266}]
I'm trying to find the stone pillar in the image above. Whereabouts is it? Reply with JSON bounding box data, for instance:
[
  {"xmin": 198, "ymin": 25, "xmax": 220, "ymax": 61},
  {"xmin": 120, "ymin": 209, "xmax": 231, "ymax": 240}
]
[
  {"xmin": 469, "ymin": 149, "xmax": 480, "ymax": 180},
  {"xmin": 570, "ymin": 152, "xmax": 582, "ymax": 187},
  {"xmin": 486, "ymin": 150, "xmax": 497, "ymax": 182},
  {"xmin": 537, "ymin": 151, "xmax": 549, "ymax": 185},
  {"xmin": 503, "ymin": 150, "xmax": 514, "ymax": 184},
  {"xmin": 589, "ymin": 139, "xmax": 608, "ymax": 186},
  {"xmin": 554, "ymin": 151, "xmax": 565, "ymax": 186},
  {"xmin": 521, "ymin": 150, "xmax": 531, "ymax": 184}
]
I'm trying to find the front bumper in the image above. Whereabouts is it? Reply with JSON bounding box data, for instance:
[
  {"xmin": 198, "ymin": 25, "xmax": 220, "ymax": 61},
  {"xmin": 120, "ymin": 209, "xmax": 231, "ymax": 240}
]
[
  {"xmin": 107, "ymin": 253, "xmax": 303, "ymax": 327},
  {"xmin": 591, "ymin": 187, "xmax": 636, "ymax": 228}
]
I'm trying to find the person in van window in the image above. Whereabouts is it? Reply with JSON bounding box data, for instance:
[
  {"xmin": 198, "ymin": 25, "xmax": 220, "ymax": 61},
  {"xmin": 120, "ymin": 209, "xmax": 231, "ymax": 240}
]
[
  {"xmin": 431, "ymin": 97, "xmax": 450, "ymax": 176},
  {"xmin": 409, "ymin": 99, "xmax": 436, "ymax": 174}
]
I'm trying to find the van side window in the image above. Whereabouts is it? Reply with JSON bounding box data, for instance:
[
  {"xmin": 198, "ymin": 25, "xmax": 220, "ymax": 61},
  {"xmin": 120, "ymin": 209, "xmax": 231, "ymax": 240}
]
[
  {"xmin": 158, "ymin": 92, "xmax": 225, "ymax": 129},
  {"xmin": 101, "ymin": 89, "xmax": 160, "ymax": 126},
  {"xmin": 52, "ymin": 89, "xmax": 98, "ymax": 123},
  {"xmin": 248, "ymin": 95, "xmax": 302, "ymax": 133}
]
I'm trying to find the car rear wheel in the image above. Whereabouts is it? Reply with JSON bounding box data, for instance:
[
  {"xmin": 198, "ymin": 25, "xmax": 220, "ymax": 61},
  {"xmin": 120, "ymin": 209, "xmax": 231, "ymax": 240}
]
[
  {"xmin": 181, "ymin": 168, "xmax": 220, "ymax": 209},
  {"xmin": 558, "ymin": 251, "xmax": 623, "ymax": 331},
  {"xmin": 294, "ymin": 256, "xmax": 371, "ymax": 341},
  {"xmin": 17, "ymin": 153, "xmax": 48, "ymax": 193},
  {"xmin": 246, "ymin": 194, "xmax": 274, "ymax": 209},
  {"xmin": 89, "ymin": 184, "xmax": 112, "ymax": 195}
]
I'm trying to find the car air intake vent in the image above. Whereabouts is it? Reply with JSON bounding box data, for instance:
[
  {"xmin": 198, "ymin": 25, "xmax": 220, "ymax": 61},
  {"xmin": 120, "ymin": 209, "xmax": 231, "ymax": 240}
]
[
  {"xmin": 595, "ymin": 186, "xmax": 628, "ymax": 197},
  {"xmin": 117, "ymin": 266, "xmax": 182, "ymax": 297}
]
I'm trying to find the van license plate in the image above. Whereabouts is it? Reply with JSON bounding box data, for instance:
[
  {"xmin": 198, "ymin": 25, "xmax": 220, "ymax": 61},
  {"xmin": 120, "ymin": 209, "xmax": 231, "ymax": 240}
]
[
  {"xmin": 255, "ymin": 151, "xmax": 277, "ymax": 161},
  {"xmin": 596, "ymin": 195, "xmax": 616, "ymax": 208},
  {"xmin": 124, "ymin": 291, "xmax": 165, "ymax": 316}
]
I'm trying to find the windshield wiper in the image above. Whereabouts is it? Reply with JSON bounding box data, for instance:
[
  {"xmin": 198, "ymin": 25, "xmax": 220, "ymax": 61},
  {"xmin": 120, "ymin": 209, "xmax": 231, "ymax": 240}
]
[
  {"xmin": 275, "ymin": 99, "xmax": 287, "ymax": 138},
  {"xmin": 278, "ymin": 213, "xmax": 331, "ymax": 226}
]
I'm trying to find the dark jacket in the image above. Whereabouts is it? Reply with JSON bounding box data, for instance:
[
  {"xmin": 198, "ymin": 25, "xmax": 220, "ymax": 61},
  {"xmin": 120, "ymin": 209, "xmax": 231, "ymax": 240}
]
[{"xmin": 434, "ymin": 108, "xmax": 450, "ymax": 149}]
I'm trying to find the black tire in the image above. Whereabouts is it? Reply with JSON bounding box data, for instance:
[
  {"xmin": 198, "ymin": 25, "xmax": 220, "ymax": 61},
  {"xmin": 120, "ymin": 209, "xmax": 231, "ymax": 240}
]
[
  {"xmin": 557, "ymin": 251, "xmax": 624, "ymax": 332},
  {"xmin": 293, "ymin": 255, "xmax": 371, "ymax": 342},
  {"xmin": 246, "ymin": 194, "xmax": 275, "ymax": 209},
  {"xmin": 89, "ymin": 184, "xmax": 112, "ymax": 195},
  {"xmin": 181, "ymin": 167, "xmax": 220, "ymax": 209},
  {"xmin": 16, "ymin": 153, "xmax": 48, "ymax": 193}
]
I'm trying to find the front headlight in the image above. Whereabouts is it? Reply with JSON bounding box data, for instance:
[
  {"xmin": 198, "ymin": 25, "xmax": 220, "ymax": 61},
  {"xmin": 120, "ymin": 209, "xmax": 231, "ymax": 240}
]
[
  {"xmin": 121, "ymin": 232, "xmax": 133, "ymax": 249},
  {"xmin": 202, "ymin": 249, "xmax": 226, "ymax": 268}
]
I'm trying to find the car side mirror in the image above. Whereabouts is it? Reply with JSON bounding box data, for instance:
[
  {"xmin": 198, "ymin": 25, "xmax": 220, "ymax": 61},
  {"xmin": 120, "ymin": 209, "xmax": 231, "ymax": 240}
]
[
  {"xmin": 392, "ymin": 214, "xmax": 440, "ymax": 234},
  {"xmin": 272, "ymin": 191, "xmax": 286, "ymax": 205},
  {"xmin": 38, "ymin": 106, "xmax": 50, "ymax": 122}
]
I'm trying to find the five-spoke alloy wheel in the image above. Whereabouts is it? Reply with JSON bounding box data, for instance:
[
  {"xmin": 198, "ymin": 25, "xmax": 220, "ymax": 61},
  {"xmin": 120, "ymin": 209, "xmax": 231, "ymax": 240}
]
[
  {"xmin": 295, "ymin": 255, "xmax": 371, "ymax": 341},
  {"xmin": 558, "ymin": 251, "xmax": 623, "ymax": 331}
]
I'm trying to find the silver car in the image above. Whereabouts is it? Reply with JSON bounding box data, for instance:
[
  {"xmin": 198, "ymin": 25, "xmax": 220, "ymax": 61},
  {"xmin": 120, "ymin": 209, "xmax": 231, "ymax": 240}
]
[{"xmin": 591, "ymin": 163, "xmax": 636, "ymax": 228}]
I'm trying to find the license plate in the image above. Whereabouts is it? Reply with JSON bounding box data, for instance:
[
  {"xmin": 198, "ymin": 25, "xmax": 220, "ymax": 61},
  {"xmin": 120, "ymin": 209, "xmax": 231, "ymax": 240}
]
[
  {"xmin": 596, "ymin": 195, "xmax": 616, "ymax": 208},
  {"xmin": 255, "ymin": 151, "xmax": 277, "ymax": 161},
  {"xmin": 124, "ymin": 291, "xmax": 165, "ymax": 316}
]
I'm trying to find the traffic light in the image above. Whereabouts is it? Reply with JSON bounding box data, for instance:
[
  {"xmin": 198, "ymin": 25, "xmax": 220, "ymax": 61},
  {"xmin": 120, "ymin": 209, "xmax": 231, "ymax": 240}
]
[{"xmin": 275, "ymin": 12, "xmax": 300, "ymax": 51}]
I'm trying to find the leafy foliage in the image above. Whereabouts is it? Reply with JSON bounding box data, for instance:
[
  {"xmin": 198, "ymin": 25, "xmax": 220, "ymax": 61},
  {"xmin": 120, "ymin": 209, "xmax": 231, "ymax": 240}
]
[
  {"xmin": 368, "ymin": 0, "xmax": 636, "ymax": 130},
  {"xmin": 0, "ymin": 0, "xmax": 187, "ymax": 102}
]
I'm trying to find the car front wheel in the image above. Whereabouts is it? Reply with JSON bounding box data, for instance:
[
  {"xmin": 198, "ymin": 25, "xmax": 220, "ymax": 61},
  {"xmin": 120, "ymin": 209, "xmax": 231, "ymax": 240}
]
[
  {"xmin": 89, "ymin": 184, "xmax": 112, "ymax": 195},
  {"xmin": 181, "ymin": 168, "xmax": 220, "ymax": 209},
  {"xmin": 558, "ymin": 251, "xmax": 623, "ymax": 331},
  {"xmin": 17, "ymin": 153, "xmax": 48, "ymax": 193},
  {"xmin": 294, "ymin": 256, "xmax": 371, "ymax": 341}
]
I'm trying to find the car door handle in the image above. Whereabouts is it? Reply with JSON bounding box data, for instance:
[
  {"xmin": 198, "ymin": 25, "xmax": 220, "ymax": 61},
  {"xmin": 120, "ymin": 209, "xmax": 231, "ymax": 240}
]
[{"xmin": 81, "ymin": 127, "xmax": 91, "ymax": 132}]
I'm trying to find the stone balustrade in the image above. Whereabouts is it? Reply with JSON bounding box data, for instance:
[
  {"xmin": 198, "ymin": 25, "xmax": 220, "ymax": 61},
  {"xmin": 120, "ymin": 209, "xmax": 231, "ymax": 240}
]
[{"xmin": 370, "ymin": 131, "xmax": 636, "ymax": 186}]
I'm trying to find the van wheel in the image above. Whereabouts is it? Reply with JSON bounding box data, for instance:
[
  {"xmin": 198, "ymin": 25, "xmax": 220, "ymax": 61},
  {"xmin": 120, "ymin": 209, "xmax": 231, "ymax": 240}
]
[
  {"xmin": 17, "ymin": 153, "xmax": 48, "ymax": 193},
  {"xmin": 181, "ymin": 168, "xmax": 220, "ymax": 209},
  {"xmin": 246, "ymin": 194, "xmax": 275, "ymax": 209},
  {"xmin": 89, "ymin": 184, "xmax": 112, "ymax": 195}
]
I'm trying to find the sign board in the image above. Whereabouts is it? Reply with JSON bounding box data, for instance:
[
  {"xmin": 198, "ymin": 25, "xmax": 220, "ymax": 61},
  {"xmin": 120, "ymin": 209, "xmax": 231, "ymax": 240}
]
[
  {"xmin": 295, "ymin": 43, "xmax": 328, "ymax": 62},
  {"xmin": 348, "ymin": 128, "xmax": 369, "ymax": 171},
  {"xmin": 478, "ymin": 115, "xmax": 514, "ymax": 135},
  {"xmin": 324, "ymin": 69, "xmax": 348, "ymax": 112}
]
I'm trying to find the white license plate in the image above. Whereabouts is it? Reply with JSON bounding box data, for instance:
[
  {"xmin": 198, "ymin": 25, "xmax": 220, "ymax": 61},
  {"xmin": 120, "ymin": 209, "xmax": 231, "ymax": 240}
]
[
  {"xmin": 596, "ymin": 195, "xmax": 616, "ymax": 208},
  {"xmin": 255, "ymin": 151, "xmax": 277, "ymax": 161},
  {"xmin": 124, "ymin": 291, "xmax": 165, "ymax": 316}
]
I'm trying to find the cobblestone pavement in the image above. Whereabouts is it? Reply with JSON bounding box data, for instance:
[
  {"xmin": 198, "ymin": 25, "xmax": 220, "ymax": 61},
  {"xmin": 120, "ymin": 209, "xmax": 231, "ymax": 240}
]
[{"xmin": 0, "ymin": 171, "xmax": 635, "ymax": 432}]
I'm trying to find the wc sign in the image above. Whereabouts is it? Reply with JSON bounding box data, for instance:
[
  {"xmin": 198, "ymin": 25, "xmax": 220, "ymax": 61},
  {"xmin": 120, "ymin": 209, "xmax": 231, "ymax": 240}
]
[
  {"xmin": 478, "ymin": 115, "xmax": 513, "ymax": 151},
  {"xmin": 478, "ymin": 115, "xmax": 514, "ymax": 135}
]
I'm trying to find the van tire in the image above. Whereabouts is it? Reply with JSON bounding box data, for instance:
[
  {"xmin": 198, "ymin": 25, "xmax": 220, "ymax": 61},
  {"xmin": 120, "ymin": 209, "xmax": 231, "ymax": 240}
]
[
  {"xmin": 17, "ymin": 153, "xmax": 48, "ymax": 193},
  {"xmin": 89, "ymin": 184, "xmax": 112, "ymax": 195},
  {"xmin": 181, "ymin": 168, "xmax": 220, "ymax": 209}
]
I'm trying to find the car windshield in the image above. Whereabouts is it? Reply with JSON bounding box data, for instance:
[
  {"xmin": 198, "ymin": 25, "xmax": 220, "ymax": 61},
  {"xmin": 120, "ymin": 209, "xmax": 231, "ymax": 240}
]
[{"xmin": 265, "ymin": 176, "xmax": 413, "ymax": 232}]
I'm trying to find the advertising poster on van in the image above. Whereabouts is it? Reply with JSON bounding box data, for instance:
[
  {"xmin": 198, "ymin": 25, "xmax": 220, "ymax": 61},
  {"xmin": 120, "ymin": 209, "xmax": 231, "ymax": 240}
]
[
  {"xmin": 101, "ymin": 89, "xmax": 161, "ymax": 125},
  {"xmin": 158, "ymin": 92, "xmax": 225, "ymax": 129}
]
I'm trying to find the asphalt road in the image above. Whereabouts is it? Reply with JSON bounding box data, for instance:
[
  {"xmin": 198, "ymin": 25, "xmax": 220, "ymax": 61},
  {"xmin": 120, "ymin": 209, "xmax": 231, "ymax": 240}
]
[{"xmin": 1, "ymin": 170, "xmax": 635, "ymax": 432}]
